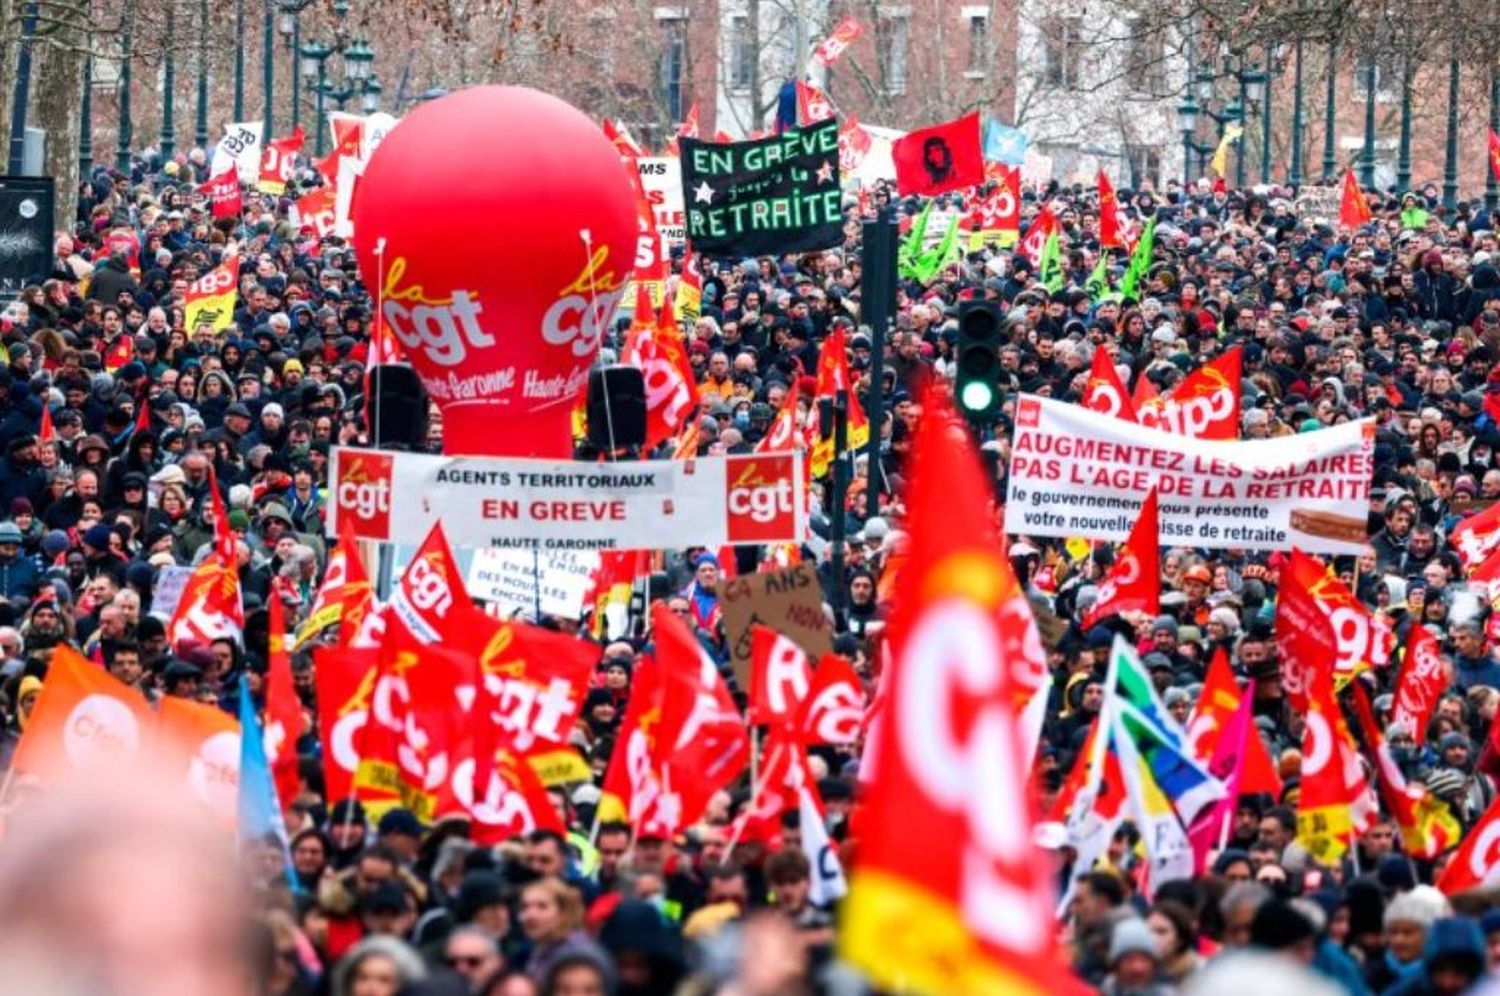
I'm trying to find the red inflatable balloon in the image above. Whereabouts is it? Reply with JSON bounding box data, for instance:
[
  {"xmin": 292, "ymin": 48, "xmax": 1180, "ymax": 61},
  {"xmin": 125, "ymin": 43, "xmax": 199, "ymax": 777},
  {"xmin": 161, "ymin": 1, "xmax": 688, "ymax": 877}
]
[{"xmin": 351, "ymin": 86, "xmax": 637, "ymax": 457}]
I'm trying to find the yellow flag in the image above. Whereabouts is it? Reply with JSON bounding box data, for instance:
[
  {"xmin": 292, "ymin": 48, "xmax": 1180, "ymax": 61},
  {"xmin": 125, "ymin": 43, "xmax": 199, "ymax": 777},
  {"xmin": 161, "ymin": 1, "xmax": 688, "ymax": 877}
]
[
  {"xmin": 184, "ymin": 258, "xmax": 241, "ymax": 335},
  {"xmin": 1209, "ymin": 123, "xmax": 1243, "ymax": 178}
]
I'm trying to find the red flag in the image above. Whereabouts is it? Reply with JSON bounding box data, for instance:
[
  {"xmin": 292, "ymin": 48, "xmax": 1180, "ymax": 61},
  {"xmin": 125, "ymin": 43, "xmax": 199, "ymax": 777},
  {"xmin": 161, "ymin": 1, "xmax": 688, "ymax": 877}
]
[
  {"xmin": 293, "ymin": 186, "xmax": 338, "ymax": 239},
  {"xmin": 265, "ymin": 583, "xmax": 304, "ymax": 815},
  {"xmin": 678, "ymin": 102, "xmax": 700, "ymax": 139},
  {"xmin": 811, "ymin": 15, "xmax": 863, "ymax": 66},
  {"xmin": 1081, "ymin": 489, "xmax": 1160, "ymax": 629},
  {"xmin": 1350, "ymin": 682, "xmax": 1460, "ymax": 860},
  {"xmin": 1339, "ymin": 169, "xmax": 1372, "ymax": 229},
  {"xmin": 315, "ymin": 118, "xmax": 362, "ymax": 182},
  {"xmin": 650, "ymin": 601, "xmax": 750, "ymax": 826},
  {"xmin": 600, "ymin": 653, "xmax": 668, "ymax": 832},
  {"xmin": 134, "ymin": 396, "xmax": 152, "ymax": 434},
  {"xmin": 842, "ymin": 398, "xmax": 1064, "ymax": 994},
  {"xmin": 838, "ymin": 117, "xmax": 872, "ymax": 174},
  {"xmin": 1017, "ymin": 204, "xmax": 1058, "ymax": 266},
  {"xmin": 1438, "ymin": 794, "xmax": 1500, "ymax": 895},
  {"xmin": 199, "ymin": 166, "xmax": 243, "ymax": 219},
  {"xmin": 314, "ymin": 642, "xmax": 378, "ymax": 805},
  {"xmin": 1081, "ymin": 346, "xmax": 1137, "ymax": 421},
  {"xmin": 444, "ymin": 744, "xmax": 564, "ymax": 845},
  {"xmin": 258, "ymin": 125, "xmax": 306, "ymax": 195},
  {"xmin": 1097, "ymin": 170, "xmax": 1126, "ymax": 249},
  {"xmin": 757, "ymin": 377, "xmax": 803, "ymax": 454},
  {"xmin": 602, "ymin": 118, "xmax": 646, "ymax": 158},
  {"xmin": 1185, "ymin": 647, "xmax": 1283, "ymax": 797},
  {"xmin": 729, "ymin": 724, "xmax": 807, "ymax": 846},
  {"xmin": 165, "ymin": 550, "xmax": 243, "ymax": 650},
  {"xmin": 1276, "ymin": 549, "xmax": 1394, "ymax": 710},
  {"xmin": 1451, "ymin": 502, "xmax": 1500, "ymax": 573},
  {"xmin": 293, "ymin": 514, "xmax": 374, "ymax": 650},
  {"xmin": 891, "ymin": 113, "xmax": 985, "ymax": 198},
  {"xmin": 1296, "ymin": 662, "xmax": 1376, "ymax": 863},
  {"xmin": 37, "ymin": 403, "xmax": 54, "ymax": 444},
  {"xmin": 102, "ymin": 335, "xmax": 133, "ymax": 373},
  {"xmin": 206, "ymin": 460, "xmax": 234, "ymax": 561},
  {"xmin": 797, "ymin": 652, "xmax": 865, "ymax": 745},
  {"xmin": 749, "ymin": 625, "xmax": 812, "ymax": 726},
  {"xmin": 796, "ymin": 80, "xmax": 837, "ymax": 124},
  {"xmin": 968, "ymin": 167, "xmax": 1021, "ymax": 247},
  {"xmin": 1490, "ymin": 130, "xmax": 1500, "ymax": 185},
  {"xmin": 808, "ymin": 326, "xmax": 871, "ymax": 476},
  {"xmin": 623, "ymin": 290, "xmax": 699, "ymax": 448},
  {"xmin": 1137, "ymin": 345, "xmax": 1242, "ymax": 439},
  {"xmin": 1391, "ymin": 623, "xmax": 1451, "ymax": 740}
]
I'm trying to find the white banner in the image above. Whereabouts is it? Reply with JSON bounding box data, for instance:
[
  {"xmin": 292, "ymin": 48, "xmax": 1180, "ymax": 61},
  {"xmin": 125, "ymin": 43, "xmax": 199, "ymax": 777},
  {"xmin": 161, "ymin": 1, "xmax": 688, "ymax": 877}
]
[
  {"xmin": 466, "ymin": 547, "xmax": 599, "ymax": 619},
  {"xmin": 1003, "ymin": 395, "xmax": 1374, "ymax": 554},
  {"xmin": 329, "ymin": 447, "xmax": 807, "ymax": 551},
  {"xmin": 637, "ymin": 157, "xmax": 685, "ymax": 246},
  {"xmin": 212, "ymin": 121, "xmax": 263, "ymax": 185}
]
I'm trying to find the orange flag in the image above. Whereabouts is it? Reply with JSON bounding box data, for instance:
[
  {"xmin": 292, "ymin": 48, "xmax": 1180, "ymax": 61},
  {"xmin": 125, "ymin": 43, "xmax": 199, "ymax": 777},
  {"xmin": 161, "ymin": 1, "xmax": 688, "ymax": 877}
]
[
  {"xmin": 156, "ymin": 696, "xmax": 241, "ymax": 830},
  {"xmin": 1097, "ymin": 170, "xmax": 1126, "ymax": 249},
  {"xmin": 265, "ymin": 583, "xmax": 304, "ymax": 816},
  {"xmin": 1339, "ymin": 169, "xmax": 1373, "ymax": 229},
  {"xmin": 9, "ymin": 644, "xmax": 153, "ymax": 781},
  {"xmin": 843, "ymin": 398, "xmax": 1069, "ymax": 995},
  {"xmin": 37, "ymin": 403, "xmax": 54, "ymax": 444}
]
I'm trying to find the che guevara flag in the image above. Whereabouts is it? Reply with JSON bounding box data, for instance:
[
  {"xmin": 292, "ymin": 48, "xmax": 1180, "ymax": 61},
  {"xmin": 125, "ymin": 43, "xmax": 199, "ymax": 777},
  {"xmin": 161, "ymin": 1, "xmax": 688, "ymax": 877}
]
[
  {"xmin": 892, "ymin": 112, "xmax": 985, "ymax": 197},
  {"xmin": 843, "ymin": 397, "xmax": 1068, "ymax": 995},
  {"xmin": 184, "ymin": 257, "xmax": 241, "ymax": 335}
]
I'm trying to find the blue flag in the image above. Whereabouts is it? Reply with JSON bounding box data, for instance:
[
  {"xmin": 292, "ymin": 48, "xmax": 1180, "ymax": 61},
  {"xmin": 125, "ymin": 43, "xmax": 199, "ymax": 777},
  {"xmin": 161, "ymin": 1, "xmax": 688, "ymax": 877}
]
[
  {"xmin": 983, "ymin": 118, "xmax": 1028, "ymax": 166},
  {"xmin": 237, "ymin": 676, "xmax": 295, "ymax": 886}
]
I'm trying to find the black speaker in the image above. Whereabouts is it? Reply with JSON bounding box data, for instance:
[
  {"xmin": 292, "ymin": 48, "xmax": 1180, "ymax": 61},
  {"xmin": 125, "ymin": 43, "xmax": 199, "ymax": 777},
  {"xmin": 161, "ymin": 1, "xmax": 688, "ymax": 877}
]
[
  {"xmin": 587, "ymin": 365, "xmax": 647, "ymax": 450},
  {"xmin": 369, "ymin": 364, "xmax": 429, "ymax": 451},
  {"xmin": 0, "ymin": 176, "xmax": 53, "ymax": 299}
]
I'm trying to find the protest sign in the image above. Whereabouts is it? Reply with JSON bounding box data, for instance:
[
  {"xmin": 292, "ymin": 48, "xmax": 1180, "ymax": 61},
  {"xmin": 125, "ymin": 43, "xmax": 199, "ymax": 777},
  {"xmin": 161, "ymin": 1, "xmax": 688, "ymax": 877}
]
[
  {"xmin": 1295, "ymin": 185, "xmax": 1341, "ymax": 220},
  {"xmin": 721, "ymin": 562, "xmax": 833, "ymax": 687},
  {"xmin": 637, "ymin": 157, "xmax": 685, "ymax": 246},
  {"xmin": 465, "ymin": 547, "xmax": 599, "ymax": 619},
  {"xmin": 679, "ymin": 120, "xmax": 844, "ymax": 257},
  {"xmin": 149, "ymin": 565, "xmax": 195, "ymax": 621},
  {"xmin": 329, "ymin": 447, "xmax": 807, "ymax": 551},
  {"xmin": 1003, "ymin": 395, "xmax": 1374, "ymax": 554},
  {"xmin": 213, "ymin": 121, "xmax": 263, "ymax": 185}
]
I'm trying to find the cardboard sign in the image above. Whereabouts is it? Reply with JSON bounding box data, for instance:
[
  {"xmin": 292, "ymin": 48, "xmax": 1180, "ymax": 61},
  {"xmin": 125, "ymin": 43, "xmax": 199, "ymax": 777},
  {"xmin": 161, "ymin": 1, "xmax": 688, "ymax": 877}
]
[
  {"xmin": 637, "ymin": 157, "xmax": 685, "ymax": 247},
  {"xmin": 720, "ymin": 562, "xmax": 832, "ymax": 687},
  {"xmin": 1294, "ymin": 185, "xmax": 1341, "ymax": 221},
  {"xmin": 466, "ymin": 547, "xmax": 599, "ymax": 619},
  {"xmin": 150, "ymin": 565, "xmax": 196, "ymax": 621}
]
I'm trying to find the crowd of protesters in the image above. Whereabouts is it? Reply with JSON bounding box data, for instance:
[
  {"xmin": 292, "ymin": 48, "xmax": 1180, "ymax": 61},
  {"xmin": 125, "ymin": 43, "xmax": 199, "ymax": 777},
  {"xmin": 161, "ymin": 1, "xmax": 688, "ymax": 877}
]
[{"xmin": 2, "ymin": 138, "xmax": 1500, "ymax": 996}]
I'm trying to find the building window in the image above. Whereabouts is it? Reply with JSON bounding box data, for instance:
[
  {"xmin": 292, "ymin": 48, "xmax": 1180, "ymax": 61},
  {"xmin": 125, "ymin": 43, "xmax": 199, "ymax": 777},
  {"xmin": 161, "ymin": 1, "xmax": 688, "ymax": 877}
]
[
  {"xmin": 1126, "ymin": 19, "xmax": 1165, "ymax": 94},
  {"xmin": 963, "ymin": 7, "xmax": 988, "ymax": 77},
  {"xmin": 729, "ymin": 14, "xmax": 753, "ymax": 90},
  {"xmin": 1042, "ymin": 16, "xmax": 1083, "ymax": 89},
  {"xmin": 1125, "ymin": 145, "xmax": 1162, "ymax": 186},
  {"xmin": 657, "ymin": 11, "xmax": 687, "ymax": 122},
  {"xmin": 879, "ymin": 12, "xmax": 909, "ymax": 94}
]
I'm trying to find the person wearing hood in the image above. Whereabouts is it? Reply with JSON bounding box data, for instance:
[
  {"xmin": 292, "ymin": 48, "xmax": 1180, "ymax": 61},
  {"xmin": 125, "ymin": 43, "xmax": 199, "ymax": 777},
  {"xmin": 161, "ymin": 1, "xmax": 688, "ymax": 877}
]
[
  {"xmin": 0, "ymin": 673, "xmax": 41, "ymax": 768},
  {"xmin": 1382, "ymin": 917, "xmax": 1487, "ymax": 996},
  {"xmin": 597, "ymin": 899, "xmax": 685, "ymax": 996}
]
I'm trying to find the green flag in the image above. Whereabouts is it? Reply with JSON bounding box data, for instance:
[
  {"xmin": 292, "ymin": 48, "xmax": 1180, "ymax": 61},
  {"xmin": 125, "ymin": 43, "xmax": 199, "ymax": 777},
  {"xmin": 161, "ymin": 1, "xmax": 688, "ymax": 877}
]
[
  {"xmin": 1038, "ymin": 230, "xmax": 1065, "ymax": 293},
  {"xmin": 1085, "ymin": 252, "xmax": 1110, "ymax": 301},
  {"xmin": 1119, "ymin": 217, "xmax": 1157, "ymax": 303},
  {"xmin": 913, "ymin": 215, "xmax": 960, "ymax": 285},
  {"xmin": 897, "ymin": 200, "xmax": 932, "ymax": 278}
]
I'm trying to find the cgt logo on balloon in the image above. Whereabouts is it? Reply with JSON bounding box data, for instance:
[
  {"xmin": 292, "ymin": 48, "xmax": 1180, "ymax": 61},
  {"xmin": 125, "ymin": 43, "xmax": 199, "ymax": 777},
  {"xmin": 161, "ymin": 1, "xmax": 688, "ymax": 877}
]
[
  {"xmin": 726, "ymin": 454, "xmax": 798, "ymax": 544},
  {"xmin": 380, "ymin": 250, "xmax": 625, "ymax": 407}
]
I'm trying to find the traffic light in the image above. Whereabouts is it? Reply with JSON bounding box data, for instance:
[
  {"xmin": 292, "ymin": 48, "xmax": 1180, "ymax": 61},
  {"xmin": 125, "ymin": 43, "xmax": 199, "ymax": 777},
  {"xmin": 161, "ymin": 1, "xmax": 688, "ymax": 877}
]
[{"xmin": 954, "ymin": 300, "xmax": 1003, "ymax": 422}]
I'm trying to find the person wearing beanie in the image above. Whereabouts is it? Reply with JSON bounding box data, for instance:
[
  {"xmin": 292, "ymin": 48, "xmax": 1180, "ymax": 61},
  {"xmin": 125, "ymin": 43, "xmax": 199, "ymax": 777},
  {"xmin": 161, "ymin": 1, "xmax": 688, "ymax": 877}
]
[
  {"xmin": 1369, "ymin": 886, "xmax": 1453, "ymax": 992},
  {"xmin": 1250, "ymin": 897, "xmax": 1318, "ymax": 962},
  {"xmin": 0, "ymin": 519, "xmax": 39, "ymax": 600},
  {"xmin": 1102, "ymin": 917, "xmax": 1169, "ymax": 995}
]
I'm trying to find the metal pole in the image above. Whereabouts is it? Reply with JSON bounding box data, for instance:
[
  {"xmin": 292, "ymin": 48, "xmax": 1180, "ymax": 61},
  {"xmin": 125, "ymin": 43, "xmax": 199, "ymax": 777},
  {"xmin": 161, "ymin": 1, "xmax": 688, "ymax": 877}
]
[
  {"xmin": 117, "ymin": 0, "xmax": 134, "ymax": 170},
  {"xmin": 291, "ymin": 20, "xmax": 301, "ymax": 130},
  {"xmin": 262, "ymin": 0, "xmax": 274, "ymax": 138},
  {"xmin": 1442, "ymin": 56, "xmax": 1460, "ymax": 212},
  {"xmin": 196, "ymin": 0, "xmax": 209, "ymax": 149},
  {"xmin": 1360, "ymin": 57, "xmax": 1376, "ymax": 189},
  {"xmin": 1183, "ymin": 131, "xmax": 1193, "ymax": 186},
  {"xmin": 1236, "ymin": 70, "xmax": 1247, "ymax": 189},
  {"xmin": 1290, "ymin": 39, "xmax": 1304, "ymax": 186},
  {"xmin": 860, "ymin": 204, "xmax": 894, "ymax": 515},
  {"xmin": 315, "ymin": 63, "xmax": 326, "ymax": 155},
  {"xmin": 161, "ymin": 2, "xmax": 176, "ymax": 158},
  {"xmin": 1261, "ymin": 49, "xmax": 1273, "ymax": 184},
  {"xmin": 1488, "ymin": 73, "xmax": 1500, "ymax": 212},
  {"xmin": 234, "ymin": 0, "xmax": 245, "ymax": 120},
  {"xmin": 6, "ymin": 0, "xmax": 39, "ymax": 175},
  {"xmin": 824, "ymin": 393, "xmax": 848, "ymax": 628},
  {"xmin": 1322, "ymin": 40, "xmax": 1337, "ymax": 183},
  {"xmin": 1397, "ymin": 62, "xmax": 1413, "ymax": 194},
  {"xmin": 80, "ymin": 57, "xmax": 93, "ymax": 177}
]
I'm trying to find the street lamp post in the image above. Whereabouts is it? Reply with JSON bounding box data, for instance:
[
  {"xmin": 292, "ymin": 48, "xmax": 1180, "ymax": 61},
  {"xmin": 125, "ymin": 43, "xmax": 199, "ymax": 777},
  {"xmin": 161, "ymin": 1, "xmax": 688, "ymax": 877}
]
[
  {"xmin": 161, "ymin": 2, "xmax": 176, "ymax": 158},
  {"xmin": 1178, "ymin": 94, "xmax": 1198, "ymax": 186},
  {"xmin": 1241, "ymin": 65, "xmax": 1265, "ymax": 189},
  {"xmin": 1290, "ymin": 39, "xmax": 1304, "ymax": 186},
  {"xmin": 299, "ymin": 42, "xmax": 333, "ymax": 153},
  {"xmin": 1442, "ymin": 56, "xmax": 1459, "ymax": 211},
  {"xmin": 1487, "ymin": 72, "xmax": 1499, "ymax": 211},
  {"xmin": 234, "ymin": 0, "xmax": 245, "ymax": 120},
  {"xmin": 117, "ymin": 0, "xmax": 135, "ymax": 170},
  {"xmin": 263, "ymin": 0, "xmax": 275, "ymax": 137},
  {"xmin": 1322, "ymin": 39, "xmax": 1337, "ymax": 183},
  {"xmin": 80, "ymin": 56, "xmax": 93, "ymax": 176},
  {"xmin": 196, "ymin": 0, "xmax": 209, "ymax": 148},
  {"xmin": 361, "ymin": 76, "xmax": 383, "ymax": 114},
  {"xmin": 1260, "ymin": 49, "xmax": 1274, "ymax": 184},
  {"xmin": 1397, "ymin": 61, "xmax": 1413, "ymax": 194},
  {"xmin": 1359, "ymin": 56, "xmax": 1376, "ymax": 189}
]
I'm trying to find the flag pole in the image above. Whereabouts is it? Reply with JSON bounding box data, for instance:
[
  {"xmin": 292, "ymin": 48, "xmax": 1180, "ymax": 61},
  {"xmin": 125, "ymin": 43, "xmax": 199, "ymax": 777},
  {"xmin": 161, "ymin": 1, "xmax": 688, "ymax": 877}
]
[{"xmin": 722, "ymin": 739, "xmax": 782, "ymax": 866}]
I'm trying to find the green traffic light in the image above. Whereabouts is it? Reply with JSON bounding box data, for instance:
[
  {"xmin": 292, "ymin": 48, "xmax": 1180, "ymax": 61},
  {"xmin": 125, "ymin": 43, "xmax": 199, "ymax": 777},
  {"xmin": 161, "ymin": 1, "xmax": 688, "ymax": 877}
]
[{"xmin": 960, "ymin": 380, "xmax": 995, "ymax": 413}]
